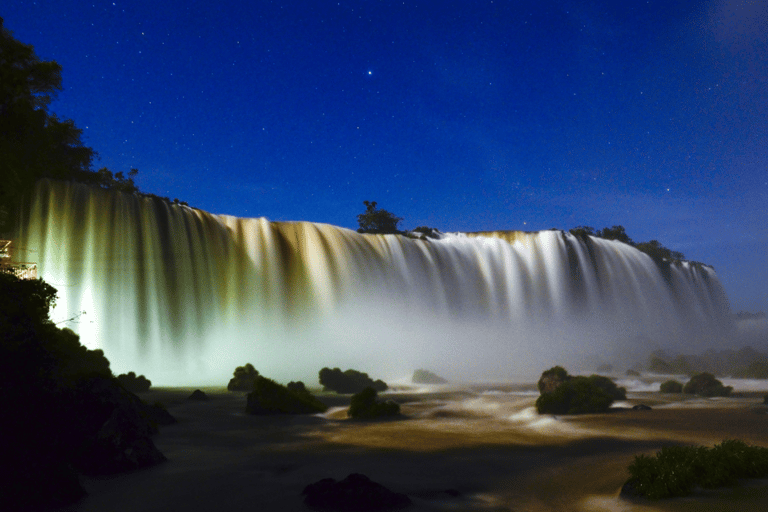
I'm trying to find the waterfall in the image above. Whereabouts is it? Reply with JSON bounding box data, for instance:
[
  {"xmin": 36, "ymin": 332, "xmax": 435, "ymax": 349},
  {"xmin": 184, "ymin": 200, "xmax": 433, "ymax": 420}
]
[{"xmin": 12, "ymin": 180, "xmax": 733, "ymax": 385}]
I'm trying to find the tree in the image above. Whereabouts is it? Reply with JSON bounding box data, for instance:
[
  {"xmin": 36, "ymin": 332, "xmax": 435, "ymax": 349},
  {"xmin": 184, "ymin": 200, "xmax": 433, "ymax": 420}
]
[
  {"xmin": 356, "ymin": 201, "xmax": 403, "ymax": 234},
  {"xmin": 0, "ymin": 18, "xmax": 95, "ymax": 230},
  {"xmin": 596, "ymin": 225, "xmax": 633, "ymax": 244}
]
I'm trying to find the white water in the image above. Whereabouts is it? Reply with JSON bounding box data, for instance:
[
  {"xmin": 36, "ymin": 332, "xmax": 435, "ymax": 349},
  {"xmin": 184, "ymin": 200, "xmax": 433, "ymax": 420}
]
[{"xmin": 12, "ymin": 181, "xmax": 733, "ymax": 385}]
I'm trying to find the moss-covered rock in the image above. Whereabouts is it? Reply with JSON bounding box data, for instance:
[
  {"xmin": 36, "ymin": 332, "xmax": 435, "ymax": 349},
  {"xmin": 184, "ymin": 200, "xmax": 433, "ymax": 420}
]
[
  {"xmin": 246, "ymin": 376, "xmax": 327, "ymax": 415},
  {"xmin": 683, "ymin": 373, "xmax": 732, "ymax": 397},
  {"xmin": 227, "ymin": 363, "xmax": 259, "ymax": 391},
  {"xmin": 117, "ymin": 371, "xmax": 151, "ymax": 393},
  {"xmin": 659, "ymin": 380, "xmax": 683, "ymax": 393},
  {"xmin": 535, "ymin": 367, "xmax": 618, "ymax": 414},
  {"xmin": 319, "ymin": 367, "xmax": 387, "ymax": 394},
  {"xmin": 348, "ymin": 387, "xmax": 400, "ymax": 419}
]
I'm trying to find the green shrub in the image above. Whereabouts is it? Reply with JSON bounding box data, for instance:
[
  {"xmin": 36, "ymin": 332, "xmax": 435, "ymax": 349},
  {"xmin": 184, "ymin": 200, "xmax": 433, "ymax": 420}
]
[
  {"xmin": 536, "ymin": 376, "xmax": 615, "ymax": 414},
  {"xmin": 319, "ymin": 367, "xmax": 387, "ymax": 394},
  {"xmin": 625, "ymin": 440, "xmax": 768, "ymax": 499},
  {"xmin": 348, "ymin": 387, "xmax": 400, "ymax": 419},
  {"xmin": 246, "ymin": 376, "xmax": 327, "ymax": 415},
  {"xmin": 117, "ymin": 372, "xmax": 151, "ymax": 392},
  {"xmin": 587, "ymin": 374, "xmax": 627, "ymax": 400},
  {"xmin": 227, "ymin": 363, "xmax": 259, "ymax": 391},
  {"xmin": 683, "ymin": 372, "xmax": 732, "ymax": 397},
  {"xmin": 659, "ymin": 380, "xmax": 683, "ymax": 393}
]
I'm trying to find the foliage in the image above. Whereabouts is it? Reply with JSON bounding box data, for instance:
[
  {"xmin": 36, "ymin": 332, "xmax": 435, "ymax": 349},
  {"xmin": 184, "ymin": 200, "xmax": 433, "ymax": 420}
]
[
  {"xmin": 733, "ymin": 360, "xmax": 768, "ymax": 379},
  {"xmin": 537, "ymin": 365, "xmax": 570, "ymax": 393},
  {"xmin": 625, "ymin": 440, "xmax": 768, "ymax": 499},
  {"xmin": 683, "ymin": 372, "xmax": 732, "ymax": 397},
  {"xmin": 1, "ymin": 272, "xmax": 168, "ymax": 509},
  {"xmin": 348, "ymin": 387, "xmax": 400, "ymax": 419},
  {"xmin": 227, "ymin": 363, "xmax": 259, "ymax": 391},
  {"xmin": 356, "ymin": 200, "xmax": 403, "ymax": 234},
  {"xmin": 587, "ymin": 374, "xmax": 627, "ymax": 400},
  {"xmin": 659, "ymin": 380, "xmax": 683, "ymax": 393},
  {"xmin": 319, "ymin": 367, "xmax": 388, "ymax": 394},
  {"xmin": 0, "ymin": 19, "xmax": 95, "ymax": 230},
  {"xmin": 536, "ymin": 376, "xmax": 616, "ymax": 414},
  {"xmin": 246, "ymin": 375, "xmax": 327, "ymax": 414},
  {"xmin": 568, "ymin": 224, "xmax": 687, "ymax": 267},
  {"xmin": 117, "ymin": 372, "xmax": 152, "ymax": 393},
  {"xmin": 596, "ymin": 225, "xmax": 633, "ymax": 244}
]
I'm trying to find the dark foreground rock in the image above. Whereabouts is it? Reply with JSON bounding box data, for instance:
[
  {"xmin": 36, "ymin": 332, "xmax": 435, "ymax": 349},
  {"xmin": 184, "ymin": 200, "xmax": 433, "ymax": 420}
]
[
  {"xmin": 303, "ymin": 473, "xmax": 412, "ymax": 511},
  {"xmin": 189, "ymin": 389, "xmax": 209, "ymax": 400}
]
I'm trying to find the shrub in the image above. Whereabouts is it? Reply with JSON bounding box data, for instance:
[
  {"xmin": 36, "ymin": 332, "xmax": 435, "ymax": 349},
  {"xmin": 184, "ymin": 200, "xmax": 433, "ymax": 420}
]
[
  {"xmin": 348, "ymin": 387, "xmax": 400, "ymax": 419},
  {"xmin": 319, "ymin": 367, "xmax": 387, "ymax": 394},
  {"xmin": 246, "ymin": 376, "xmax": 327, "ymax": 415},
  {"xmin": 537, "ymin": 365, "xmax": 570, "ymax": 394},
  {"xmin": 535, "ymin": 367, "xmax": 621, "ymax": 414},
  {"xmin": 625, "ymin": 440, "xmax": 768, "ymax": 499},
  {"xmin": 117, "ymin": 372, "xmax": 151, "ymax": 393},
  {"xmin": 683, "ymin": 372, "xmax": 732, "ymax": 397},
  {"xmin": 587, "ymin": 374, "xmax": 627, "ymax": 400},
  {"xmin": 227, "ymin": 363, "xmax": 259, "ymax": 391},
  {"xmin": 659, "ymin": 380, "xmax": 683, "ymax": 393},
  {"xmin": 536, "ymin": 376, "xmax": 615, "ymax": 414}
]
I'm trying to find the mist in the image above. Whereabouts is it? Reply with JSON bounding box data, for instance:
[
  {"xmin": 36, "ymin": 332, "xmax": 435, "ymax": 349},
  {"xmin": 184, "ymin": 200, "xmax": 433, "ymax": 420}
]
[{"xmin": 15, "ymin": 180, "xmax": 735, "ymax": 386}]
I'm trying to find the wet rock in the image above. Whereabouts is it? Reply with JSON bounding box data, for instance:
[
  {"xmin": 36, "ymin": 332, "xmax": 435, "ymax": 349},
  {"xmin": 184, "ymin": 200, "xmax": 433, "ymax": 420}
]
[
  {"xmin": 188, "ymin": 389, "xmax": 208, "ymax": 400},
  {"xmin": 303, "ymin": 473, "xmax": 412, "ymax": 511},
  {"xmin": 632, "ymin": 404, "xmax": 652, "ymax": 411}
]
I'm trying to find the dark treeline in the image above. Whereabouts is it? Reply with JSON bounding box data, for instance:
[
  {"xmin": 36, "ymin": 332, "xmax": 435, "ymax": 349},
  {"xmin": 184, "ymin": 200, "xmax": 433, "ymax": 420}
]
[
  {"xmin": 569, "ymin": 225, "xmax": 696, "ymax": 267},
  {"xmin": 0, "ymin": 18, "xmax": 189, "ymax": 232}
]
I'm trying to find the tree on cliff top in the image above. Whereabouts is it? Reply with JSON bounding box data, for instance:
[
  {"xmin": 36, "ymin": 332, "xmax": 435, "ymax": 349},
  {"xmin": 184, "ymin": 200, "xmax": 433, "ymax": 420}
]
[
  {"xmin": 0, "ymin": 18, "xmax": 144, "ymax": 231},
  {"xmin": 356, "ymin": 201, "xmax": 403, "ymax": 234}
]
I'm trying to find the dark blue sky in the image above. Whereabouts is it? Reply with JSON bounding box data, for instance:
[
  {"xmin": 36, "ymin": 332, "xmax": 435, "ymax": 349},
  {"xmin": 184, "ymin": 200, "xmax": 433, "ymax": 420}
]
[{"xmin": 4, "ymin": 0, "xmax": 767, "ymax": 313}]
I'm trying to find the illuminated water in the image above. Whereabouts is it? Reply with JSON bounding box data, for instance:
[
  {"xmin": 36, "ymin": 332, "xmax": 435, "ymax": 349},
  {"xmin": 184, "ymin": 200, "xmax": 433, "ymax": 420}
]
[{"xmin": 13, "ymin": 180, "xmax": 732, "ymax": 385}]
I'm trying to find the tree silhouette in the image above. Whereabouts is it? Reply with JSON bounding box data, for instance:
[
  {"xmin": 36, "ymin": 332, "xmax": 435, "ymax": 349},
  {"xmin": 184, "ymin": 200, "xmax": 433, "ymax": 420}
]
[{"xmin": 356, "ymin": 201, "xmax": 403, "ymax": 234}]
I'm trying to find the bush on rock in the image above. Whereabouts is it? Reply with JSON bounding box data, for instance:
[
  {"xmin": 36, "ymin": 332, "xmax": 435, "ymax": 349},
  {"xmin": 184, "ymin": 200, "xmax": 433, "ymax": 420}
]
[
  {"xmin": 319, "ymin": 367, "xmax": 387, "ymax": 394},
  {"xmin": 117, "ymin": 371, "xmax": 152, "ymax": 392},
  {"xmin": 227, "ymin": 363, "xmax": 259, "ymax": 391},
  {"xmin": 348, "ymin": 387, "xmax": 400, "ymax": 419},
  {"xmin": 659, "ymin": 380, "xmax": 683, "ymax": 393},
  {"xmin": 535, "ymin": 367, "xmax": 618, "ymax": 414},
  {"xmin": 682, "ymin": 372, "xmax": 732, "ymax": 397},
  {"xmin": 246, "ymin": 376, "xmax": 327, "ymax": 415}
]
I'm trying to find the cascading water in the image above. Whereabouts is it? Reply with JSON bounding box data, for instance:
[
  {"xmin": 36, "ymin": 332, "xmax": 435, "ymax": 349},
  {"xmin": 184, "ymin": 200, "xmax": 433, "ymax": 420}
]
[{"xmin": 12, "ymin": 180, "xmax": 733, "ymax": 385}]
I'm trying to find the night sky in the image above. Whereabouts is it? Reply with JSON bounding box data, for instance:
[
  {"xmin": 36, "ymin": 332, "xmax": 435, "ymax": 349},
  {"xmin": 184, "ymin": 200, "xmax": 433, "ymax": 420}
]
[{"xmin": 4, "ymin": 1, "xmax": 767, "ymax": 313}]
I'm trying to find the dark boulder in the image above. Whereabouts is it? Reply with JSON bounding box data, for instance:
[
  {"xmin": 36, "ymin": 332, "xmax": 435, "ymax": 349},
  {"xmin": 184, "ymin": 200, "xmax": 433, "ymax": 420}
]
[
  {"xmin": 189, "ymin": 389, "xmax": 208, "ymax": 400},
  {"xmin": 632, "ymin": 404, "xmax": 652, "ymax": 411},
  {"xmin": 302, "ymin": 473, "xmax": 412, "ymax": 511},
  {"xmin": 319, "ymin": 367, "xmax": 388, "ymax": 394},
  {"xmin": 412, "ymin": 369, "xmax": 448, "ymax": 384}
]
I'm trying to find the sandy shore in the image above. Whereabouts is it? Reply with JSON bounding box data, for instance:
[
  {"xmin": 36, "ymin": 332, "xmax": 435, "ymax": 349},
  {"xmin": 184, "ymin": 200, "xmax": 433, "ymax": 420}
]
[{"xmin": 53, "ymin": 385, "xmax": 768, "ymax": 512}]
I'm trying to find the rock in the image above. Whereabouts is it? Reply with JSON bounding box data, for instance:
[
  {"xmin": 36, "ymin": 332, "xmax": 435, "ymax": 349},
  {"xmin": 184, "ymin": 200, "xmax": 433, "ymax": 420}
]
[
  {"xmin": 302, "ymin": 473, "xmax": 412, "ymax": 511},
  {"xmin": 348, "ymin": 387, "xmax": 400, "ymax": 419},
  {"xmin": 188, "ymin": 389, "xmax": 208, "ymax": 400},
  {"xmin": 246, "ymin": 375, "xmax": 327, "ymax": 415},
  {"xmin": 625, "ymin": 369, "xmax": 641, "ymax": 376},
  {"xmin": 632, "ymin": 404, "xmax": 652, "ymax": 411},
  {"xmin": 412, "ymin": 369, "xmax": 448, "ymax": 384},
  {"xmin": 619, "ymin": 478, "xmax": 643, "ymax": 499},
  {"xmin": 75, "ymin": 397, "xmax": 167, "ymax": 475}
]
